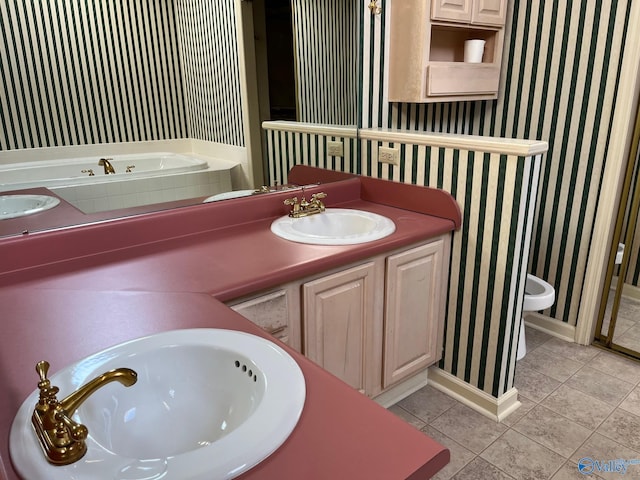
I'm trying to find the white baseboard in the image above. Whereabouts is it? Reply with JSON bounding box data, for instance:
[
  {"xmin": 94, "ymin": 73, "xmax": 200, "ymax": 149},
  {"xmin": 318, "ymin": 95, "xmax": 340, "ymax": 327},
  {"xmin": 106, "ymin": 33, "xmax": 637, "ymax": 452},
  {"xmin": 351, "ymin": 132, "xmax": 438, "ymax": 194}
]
[
  {"xmin": 524, "ymin": 312, "xmax": 576, "ymax": 342},
  {"xmin": 427, "ymin": 367, "xmax": 521, "ymax": 422},
  {"xmin": 374, "ymin": 370, "xmax": 429, "ymax": 408}
]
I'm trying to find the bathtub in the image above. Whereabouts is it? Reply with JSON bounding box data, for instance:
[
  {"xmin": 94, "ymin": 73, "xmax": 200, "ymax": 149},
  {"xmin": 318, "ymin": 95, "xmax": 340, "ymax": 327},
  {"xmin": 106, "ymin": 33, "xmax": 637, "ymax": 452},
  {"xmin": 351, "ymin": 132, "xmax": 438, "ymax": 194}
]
[
  {"xmin": 0, "ymin": 152, "xmax": 234, "ymax": 213},
  {"xmin": 0, "ymin": 153, "xmax": 208, "ymax": 191}
]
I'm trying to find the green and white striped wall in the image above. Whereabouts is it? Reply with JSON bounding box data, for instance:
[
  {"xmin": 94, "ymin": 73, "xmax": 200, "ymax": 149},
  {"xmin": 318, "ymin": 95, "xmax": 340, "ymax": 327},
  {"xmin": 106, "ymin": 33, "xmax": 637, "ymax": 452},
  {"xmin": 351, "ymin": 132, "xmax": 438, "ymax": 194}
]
[
  {"xmin": 176, "ymin": 0, "xmax": 244, "ymax": 146},
  {"xmin": 361, "ymin": 0, "xmax": 633, "ymax": 330},
  {"xmin": 263, "ymin": 121, "xmax": 546, "ymax": 399},
  {"xmin": 264, "ymin": 0, "xmax": 635, "ymax": 400},
  {"xmin": 264, "ymin": 123, "xmax": 358, "ymax": 185},
  {"xmin": 0, "ymin": 0, "xmax": 245, "ymax": 150},
  {"xmin": 291, "ymin": 0, "xmax": 358, "ymax": 125}
]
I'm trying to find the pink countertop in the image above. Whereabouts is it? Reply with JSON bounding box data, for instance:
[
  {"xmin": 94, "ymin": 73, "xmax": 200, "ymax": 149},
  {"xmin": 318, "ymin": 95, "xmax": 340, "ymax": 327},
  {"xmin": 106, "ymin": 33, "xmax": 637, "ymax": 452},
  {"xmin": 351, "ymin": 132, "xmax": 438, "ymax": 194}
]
[{"xmin": 0, "ymin": 174, "xmax": 461, "ymax": 480}]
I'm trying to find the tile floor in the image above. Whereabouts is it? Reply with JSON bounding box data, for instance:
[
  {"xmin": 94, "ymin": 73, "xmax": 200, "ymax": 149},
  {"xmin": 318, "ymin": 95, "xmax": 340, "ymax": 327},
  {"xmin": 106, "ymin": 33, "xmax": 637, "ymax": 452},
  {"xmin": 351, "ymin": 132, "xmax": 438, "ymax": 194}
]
[
  {"xmin": 390, "ymin": 321, "xmax": 640, "ymax": 479},
  {"xmin": 600, "ymin": 294, "xmax": 640, "ymax": 352}
]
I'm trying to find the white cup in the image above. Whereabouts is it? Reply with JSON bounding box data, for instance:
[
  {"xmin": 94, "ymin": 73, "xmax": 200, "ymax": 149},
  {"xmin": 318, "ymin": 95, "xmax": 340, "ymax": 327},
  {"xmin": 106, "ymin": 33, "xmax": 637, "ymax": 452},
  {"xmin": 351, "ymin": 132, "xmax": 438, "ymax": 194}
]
[{"xmin": 464, "ymin": 39, "xmax": 486, "ymax": 63}]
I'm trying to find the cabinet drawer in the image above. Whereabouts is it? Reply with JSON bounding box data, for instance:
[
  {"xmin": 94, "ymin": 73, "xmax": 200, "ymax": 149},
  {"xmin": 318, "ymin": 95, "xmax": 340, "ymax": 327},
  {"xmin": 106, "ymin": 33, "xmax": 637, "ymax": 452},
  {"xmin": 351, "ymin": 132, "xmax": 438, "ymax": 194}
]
[
  {"xmin": 228, "ymin": 286, "xmax": 301, "ymax": 350},
  {"xmin": 426, "ymin": 64, "xmax": 499, "ymax": 96}
]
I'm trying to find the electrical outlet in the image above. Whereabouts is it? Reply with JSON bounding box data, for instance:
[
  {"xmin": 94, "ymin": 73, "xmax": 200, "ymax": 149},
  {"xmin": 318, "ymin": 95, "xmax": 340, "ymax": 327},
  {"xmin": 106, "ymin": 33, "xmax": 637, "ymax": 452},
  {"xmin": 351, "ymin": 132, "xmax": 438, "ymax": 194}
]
[
  {"xmin": 378, "ymin": 146, "xmax": 399, "ymax": 165},
  {"xmin": 327, "ymin": 140, "xmax": 344, "ymax": 157}
]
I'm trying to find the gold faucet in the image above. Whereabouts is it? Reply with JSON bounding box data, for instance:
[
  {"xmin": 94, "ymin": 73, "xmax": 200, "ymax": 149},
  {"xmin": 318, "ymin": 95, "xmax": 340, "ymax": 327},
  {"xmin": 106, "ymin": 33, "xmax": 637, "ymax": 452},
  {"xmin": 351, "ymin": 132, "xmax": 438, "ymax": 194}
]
[
  {"xmin": 31, "ymin": 360, "xmax": 137, "ymax": 465},
  {"xmin": 284, "ymin": 192, "xmax": 327, "ymax": 218},
  {"xmin": 98, "ymin": 158, "xmax": 116, "ymax": 174}
]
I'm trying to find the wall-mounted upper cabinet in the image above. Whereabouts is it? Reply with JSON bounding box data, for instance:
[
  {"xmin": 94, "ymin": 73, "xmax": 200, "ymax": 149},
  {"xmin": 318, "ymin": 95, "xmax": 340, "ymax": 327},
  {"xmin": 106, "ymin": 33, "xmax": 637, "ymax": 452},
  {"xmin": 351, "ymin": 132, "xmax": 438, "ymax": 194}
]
[
  {"xmin": 389, "ymin": 0, "xmax": 508, "ymax": 103},
  {"xmin": 432, "ymin": 0, "xmax": 507, "ymax": 26}
]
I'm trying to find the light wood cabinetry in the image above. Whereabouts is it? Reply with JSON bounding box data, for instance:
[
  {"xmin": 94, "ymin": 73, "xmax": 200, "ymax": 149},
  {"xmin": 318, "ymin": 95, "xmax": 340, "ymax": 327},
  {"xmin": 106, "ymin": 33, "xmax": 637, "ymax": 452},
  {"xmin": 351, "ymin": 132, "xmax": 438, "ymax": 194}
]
[
  {"xmin": 471, "ymin": 0, "xmax": 508, "ymax": 25},
  {"xmin": 227, "ymin": 284, "xmax": 301, "ymax": 351},
  {"xmin": 389, "ymin": 0, "xmax": 508, "ymax": 103},
  {"xmin": 302, "ymin": 236, "xmax": 449, "ymax": 398},
  {"xmin": 228, "ymin": 235, "xmax": 450, "ymax": 401},
  {"xmin": 302, "ymin": 262, "xmax": 381, "ymax": 395},
  {"xmin": 432, "ymin": 0, "xmax": 507, "ymax": 26},
  {"xmin": 383, "ymin": 239, "xmax": 447, "ymax": 389}
]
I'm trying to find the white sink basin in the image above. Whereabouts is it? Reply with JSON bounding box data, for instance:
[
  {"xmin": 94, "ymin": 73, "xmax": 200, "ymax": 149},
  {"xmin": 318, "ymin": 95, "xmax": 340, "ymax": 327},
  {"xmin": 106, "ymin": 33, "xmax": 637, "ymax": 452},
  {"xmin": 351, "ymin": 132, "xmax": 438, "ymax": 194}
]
[
  {"xmin": 10, "ymin": 329, "xmax": 306, "ymax": 480},
  {"xmin": 271, "ymin": 208, "xmax": 396, "ymax": 245},
  {"xmin": 203, "ymin": 189, "xmax": 256, "ymax": 202},
  {"xmin": 0, "ymin": 194, "xmax": 60, "ymax": 220}
]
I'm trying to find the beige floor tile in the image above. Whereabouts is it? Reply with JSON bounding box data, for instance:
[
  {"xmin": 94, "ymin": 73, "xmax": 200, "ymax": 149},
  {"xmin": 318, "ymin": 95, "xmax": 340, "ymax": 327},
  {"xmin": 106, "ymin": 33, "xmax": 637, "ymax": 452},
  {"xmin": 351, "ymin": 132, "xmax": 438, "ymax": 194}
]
[
  {"xmin": 501, "ymin": 394, "xmax": 536, "ymax": 427},
  {"xmin": 421, "ymin": 426, "xmax": 476, "ymax": 480},
  {"xmin": 615, "ymin": 326, "xmax": 640, "ymax": 352},
  {"xmin": 551, "ymin": 461, "xmax": 603, "ymax": 480},
  {"xmin": 480, "ymin": 429, "xmax": 565, "ymax": 480},
  {"xmin": 619, "ymin": 385, "xmax": 640, "ymax": 417},
  {"xmin": 597, "ymin": 408, "xmax": 640, "ymax": 452},
  {"xmin": 387, "ymin": 404, "xmax": 427, "ymax": 430},
  {"xmin": 618, "ymin": 297, "xmax": 640, "ymax": 319},
  {"xmin": 588, "ymin": 351, "xmax": 640, "ymax": 385},
  {"xmin": 539, "ymin": 337, "xmax": 600, "ymax": 363},
  {"xmin": 514, "ymin": 364, "xmax": 562, "ymax": 403},
  {"xmin": 565, "ymin": 367, "xmax": 635, "ymax": 406},
  {"xmin": 397, "ymin": 385, "xmax": 459, "ymax": 423},
  {"xmin": 452, "ymin": 457, "xmax": 515, "ymax": 479},
  {"xmin": 512, "ymin": 405, "xmax": 591, "ymax": 458},
  {"xmin": 429, "ymin": 403, "xmax": 507, "ymax": 454},
  {"xmin": 571, "ymin": 432, "xmax": 640, "ymax": 478},
  {"xmin": 524, "ymin": 323, "xmax": 554, "ymax": 349},
  {"xmin": 541, "ymin": 384, "xmax": 615, "ymax": 430},
  {"xmin": 601, "ymin": 314, "xmax": 636, "ymax": 338},
  {"xmin": 519, "ymin": 347, "xmax": 584, "ymax": 382}
]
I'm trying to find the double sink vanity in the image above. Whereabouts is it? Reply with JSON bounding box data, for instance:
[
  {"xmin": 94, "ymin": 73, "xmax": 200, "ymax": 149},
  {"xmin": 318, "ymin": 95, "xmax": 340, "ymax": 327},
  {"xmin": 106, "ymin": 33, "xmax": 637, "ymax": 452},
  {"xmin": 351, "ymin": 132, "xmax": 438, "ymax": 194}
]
[{"xmin": 0, "ymin": 166, "xmax": 461, "ymax": 480}]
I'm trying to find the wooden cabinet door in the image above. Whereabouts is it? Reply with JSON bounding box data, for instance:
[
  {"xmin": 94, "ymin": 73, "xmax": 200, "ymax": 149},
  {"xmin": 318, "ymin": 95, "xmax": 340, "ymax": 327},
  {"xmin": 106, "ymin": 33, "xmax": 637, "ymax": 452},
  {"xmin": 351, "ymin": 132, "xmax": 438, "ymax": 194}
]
[
  {"xmin": 303, "ymin": 262, "xmax": 377, "ymax": 395},
  {"xmin": 383, "ymin": 239, "xmax": 446, "ymax": 388},
  {"xmin": 472, "ymin": 0, "xmax": 507, "ymax": 26},
  {"xmin": 432, "ymin": 0, "xmax": 472, "ymax": 23}
]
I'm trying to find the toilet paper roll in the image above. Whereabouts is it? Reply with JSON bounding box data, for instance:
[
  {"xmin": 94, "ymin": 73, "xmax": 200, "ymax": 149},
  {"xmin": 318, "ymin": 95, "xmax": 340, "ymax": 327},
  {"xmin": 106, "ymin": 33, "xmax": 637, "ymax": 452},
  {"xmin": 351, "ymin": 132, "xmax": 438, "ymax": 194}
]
[{"xmin": 464, "ymin": 39, "xmax": 486, "ymax": 63}]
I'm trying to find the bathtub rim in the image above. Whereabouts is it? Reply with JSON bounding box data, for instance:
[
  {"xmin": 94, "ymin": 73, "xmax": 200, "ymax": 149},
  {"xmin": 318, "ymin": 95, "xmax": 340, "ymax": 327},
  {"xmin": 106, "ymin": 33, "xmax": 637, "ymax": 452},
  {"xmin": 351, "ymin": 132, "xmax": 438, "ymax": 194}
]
[{"xmin": 0, "ymin": 152, "xmax": 237, "ymax": 192}]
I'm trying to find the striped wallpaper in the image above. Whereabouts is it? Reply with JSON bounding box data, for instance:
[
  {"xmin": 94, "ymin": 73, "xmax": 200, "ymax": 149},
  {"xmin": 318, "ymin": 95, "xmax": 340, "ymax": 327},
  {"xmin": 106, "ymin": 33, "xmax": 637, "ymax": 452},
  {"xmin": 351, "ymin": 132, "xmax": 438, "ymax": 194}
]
[
  {"xmin": 359, "ymin": 141, "xmax": 543, "ymax": 397},
  {"xmin": 291, "ymin": 0, "xmax": 358, "ymax": 125},
  {"xmin": 264, "ymin": 122, "xmax": 543, "ymax": 398},
  {"xmin": 362, "ymin": 0, "xmax": 633, "ymax": 397},
  {"xmin": 0, "ymin": 0, "xmax": 246, "ymax": 151},
  {"xmin": 0, "ymin": 0, "xmax": 188, "ymax": 150},
  {"xmin": 175, "ymin": 0, "xmax": 244, "ymax": 146},
  {"xmin": 360, "ymin": 0, "xmax": 633, "ymax": 332},
  {"xmin": 264, "ymin": 0, "xmax": 635, "ymax": 400},
  {"xmin": 265, "ymin": 128, "xmax": 358, "ymax": 186}
]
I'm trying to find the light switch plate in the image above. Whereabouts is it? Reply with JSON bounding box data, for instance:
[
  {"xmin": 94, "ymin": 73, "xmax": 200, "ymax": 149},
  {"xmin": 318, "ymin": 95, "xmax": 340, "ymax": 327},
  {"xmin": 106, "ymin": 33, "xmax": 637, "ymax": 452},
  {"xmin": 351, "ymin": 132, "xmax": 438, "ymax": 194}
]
[{"xmin": 379, "ymin": 146, "xmax": 400, "ymax": 165}]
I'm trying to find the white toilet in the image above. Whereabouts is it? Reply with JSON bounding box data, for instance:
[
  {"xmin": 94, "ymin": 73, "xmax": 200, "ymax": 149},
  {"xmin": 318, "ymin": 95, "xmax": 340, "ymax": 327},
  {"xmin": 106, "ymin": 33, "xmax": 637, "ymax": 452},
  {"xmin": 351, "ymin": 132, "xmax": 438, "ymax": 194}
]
[{"xmin": 517, "ymin": 274, "xmax": 556, "ymax": 360}]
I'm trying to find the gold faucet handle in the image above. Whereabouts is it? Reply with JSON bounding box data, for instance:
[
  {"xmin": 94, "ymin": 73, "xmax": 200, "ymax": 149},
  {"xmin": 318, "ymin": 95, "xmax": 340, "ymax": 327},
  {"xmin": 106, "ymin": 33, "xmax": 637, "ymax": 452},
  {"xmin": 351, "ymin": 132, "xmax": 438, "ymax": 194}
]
[
  {"xmin": 284, "ymin": 197, "xmax": 299, "ymax": 206},
  {"xmin": 35, "ymin": 360, "xmax": 60, "ymax": 406},
  {"xmin": 36, "ymin": 360, "xmax": 50, "ymax": 383},
  {"xmin": 310, "ymin": 192, "xmax": 327, "ymax": 210},
  {"xmin": 56, "ymin": 410, "xmax": 88, "ymax": 441},
  {"xmin": 36, "ymin": 361, "xmax": 54, "ymax": 392}
]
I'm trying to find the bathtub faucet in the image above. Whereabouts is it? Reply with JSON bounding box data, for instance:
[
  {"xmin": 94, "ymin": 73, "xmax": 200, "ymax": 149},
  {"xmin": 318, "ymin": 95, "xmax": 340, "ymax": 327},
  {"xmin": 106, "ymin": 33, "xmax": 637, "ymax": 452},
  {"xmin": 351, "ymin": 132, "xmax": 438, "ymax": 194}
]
[{"xmin": 98, "ymin": 158, "xmax": 116, "ymax": 174}]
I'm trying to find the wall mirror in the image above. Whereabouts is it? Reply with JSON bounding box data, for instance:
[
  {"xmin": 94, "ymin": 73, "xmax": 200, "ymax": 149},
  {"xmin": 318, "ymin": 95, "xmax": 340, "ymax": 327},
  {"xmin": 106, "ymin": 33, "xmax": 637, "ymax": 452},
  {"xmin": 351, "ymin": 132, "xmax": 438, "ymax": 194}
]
[
  {"xmin": 0, "ymin": 0, "xmax": 359, "ymax": 238},
  {"xmin": 594, "ymin": 104, "xmax": 640, "ymax": 359}
]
